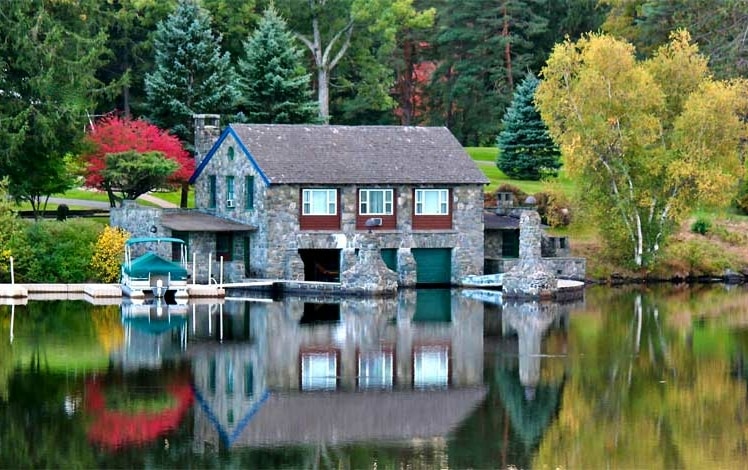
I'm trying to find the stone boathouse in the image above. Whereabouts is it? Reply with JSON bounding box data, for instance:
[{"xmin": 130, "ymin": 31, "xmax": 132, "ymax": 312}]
[{"xmin": 113, "ymin": 117, "xmax": 490, "ymax": 292}]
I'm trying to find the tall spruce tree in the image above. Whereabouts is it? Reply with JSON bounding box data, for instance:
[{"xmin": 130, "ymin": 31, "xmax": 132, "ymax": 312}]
[
  {"xmin": 426, "ymin": 0, "xmax": 550, "ymax": 145},
  {"xmin": 237, "ymin": 7, "xmax": 318, "ymax": 123},
  {"xmin": 497, "ymin": 73, "xmax": 561, "ymax": 180},
  {"xmin": 145, "ymin": 0, "xmax": 238, "ymax": 145},
  {"xmin": 0, "ymin": 0, "xmax": 111, "ymax": 218}
]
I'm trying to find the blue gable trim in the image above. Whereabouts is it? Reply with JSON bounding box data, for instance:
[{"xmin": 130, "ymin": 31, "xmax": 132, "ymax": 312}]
[
  {"xmin": 191, "ymin": 382, "xmax": 271, "ymax": 447},
  {"xmin": 188, "ymin": 125, "xmax": 271, "ymax": 186}
]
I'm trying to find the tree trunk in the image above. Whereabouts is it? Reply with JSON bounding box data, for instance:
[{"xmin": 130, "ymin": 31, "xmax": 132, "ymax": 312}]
[
  {"xmin": 297, "ymin": 0, "xmax": 353, "ymax": 125},
  {"xmin": 502, "ymin": 1, "xmax": 514, "ymax": 90},
  {"xmin": 180, "ymin": 182, "xmax": 188, "ymax": 208},
  {"xmin": 318, "ymin": 67, "xmax": 329, "ymax": 123}
]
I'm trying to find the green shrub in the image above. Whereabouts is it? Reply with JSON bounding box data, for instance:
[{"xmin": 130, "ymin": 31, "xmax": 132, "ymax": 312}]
[
  {"xmin": 711, "ymin": 224, "xmax": 746, "ymax": 245},
  {"xmin": 660, "ymin": 239, "xmax": 732, "ymax": 277},
  {"xmin": 690, "ymin": 218, "xmax": 712, "ymax": 235},
  {"xmin": 733, "ymin": 179, "xmax": 748, "ymax": 214},
  {"xmin": 12, "ymin": 219, "xmax": 103, "ymax": 283}
]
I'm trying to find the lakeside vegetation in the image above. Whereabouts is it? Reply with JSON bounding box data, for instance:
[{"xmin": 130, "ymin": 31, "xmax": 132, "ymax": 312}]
[{"xmin": 466, "ymin": 146, "xmax": 748, "ymax": 281}]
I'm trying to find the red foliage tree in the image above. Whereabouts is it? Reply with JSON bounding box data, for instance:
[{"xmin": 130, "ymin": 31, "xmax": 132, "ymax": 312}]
[{"xmin": 83, "ymin": 116, "xmax": 193, "ymax": 192}]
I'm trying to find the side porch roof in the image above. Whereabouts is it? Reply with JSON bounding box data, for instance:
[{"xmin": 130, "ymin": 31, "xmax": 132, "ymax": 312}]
[{"xmin": 161, "ymin": 211, "xmax": 256, "ymax": 232}]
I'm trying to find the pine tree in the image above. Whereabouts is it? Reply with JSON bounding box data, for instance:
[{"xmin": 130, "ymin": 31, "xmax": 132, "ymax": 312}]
[
  {"xmin": 237, "ymin": 7, "xmax": 319, "ymax": 124},
  {"xmin": 497, "ymin": 73, "xmax": 561, "ymax": 180},
  {"xmin": 0, "ymin": 0, "xmax": 111, "ymax": 218},
  {"xmin": 145, "ymin": 0, "xmax": 238, "ymax": 145}
]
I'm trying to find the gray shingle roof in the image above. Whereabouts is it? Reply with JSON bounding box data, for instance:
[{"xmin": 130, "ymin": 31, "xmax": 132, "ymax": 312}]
[
  {"xmin": 161, "ymin": 211, "xmax": 256, "ymax": 232},
  {"xmin": 230, "ymin": 124, "xmax": 490, "ymax": 185}
]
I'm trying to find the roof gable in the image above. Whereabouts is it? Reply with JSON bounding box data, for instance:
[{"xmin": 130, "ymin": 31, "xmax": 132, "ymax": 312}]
[
  {"xmin": 189, "ymin": 126, "xmax": 270, "ymax": 185},
  {"xmin": 192, "ymin": 124, "xmax": 489, "ymax": 186}
]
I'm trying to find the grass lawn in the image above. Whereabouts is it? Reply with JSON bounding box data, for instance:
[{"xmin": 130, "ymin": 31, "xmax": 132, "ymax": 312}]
[
  {"xmin": 11, "ymin": 187, "xmax": 193, "ymax": 211},
  {"xmin": 465, "ymin": 147, "xmax": 576, "ymax": 196}
]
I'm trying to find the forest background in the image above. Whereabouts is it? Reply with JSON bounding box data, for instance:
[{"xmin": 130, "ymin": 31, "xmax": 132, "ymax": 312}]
[{"xmin": 1, "ymin": 0, "xmax": 748, "ymax": 283}]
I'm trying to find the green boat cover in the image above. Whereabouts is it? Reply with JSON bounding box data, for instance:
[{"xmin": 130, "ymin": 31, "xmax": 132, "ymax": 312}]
[
  {"xmin": 123, "ymin": 252, "xmax": 188, "ymax": 280},
  {"xmin": 124, "ymin": 315, "xmax": 187, "ymax": 335}
]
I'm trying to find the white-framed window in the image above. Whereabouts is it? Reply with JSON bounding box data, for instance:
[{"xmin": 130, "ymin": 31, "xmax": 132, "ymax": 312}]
[
  {"xmin": 358, "ymin": 350, "xmax": 393, "ymax": 389},
  {"xmin": 302, "ymin": 189, "xmax": 337, "ymax": 215},
  {"xmin": 359, "ymin": 189, "xmax": 393, "ymax": 215},
  {"xmin": 415, "ymin": 189, "xmax": 449, "ymax": 215},
  {"xmin": 301, "ymin": 352, "xmax": 337, "ymax": 391}
]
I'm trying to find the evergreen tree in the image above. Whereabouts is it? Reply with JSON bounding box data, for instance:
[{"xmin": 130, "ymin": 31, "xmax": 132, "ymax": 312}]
[
  {"xmin": 425, "ymin": 0, "xmax": 550, "ymax": 145},
  {"xmin": 497, "ymin": 73, "xmax": 561, "ymax": 180},
  {"xmin": 0, "ymin": 0, "xmax": 112, "ymax": 218},
  {"xmin": 237, "ymin": 7, "xmax": 318, "ymax": 124},
  {"xmin": 145, "ymin": 0, "xmax": 238, "ymax": 145}
]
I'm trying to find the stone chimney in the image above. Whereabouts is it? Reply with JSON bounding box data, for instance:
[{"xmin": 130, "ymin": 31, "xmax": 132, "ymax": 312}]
[{"xmin": 193, "ymin": 114, "xmax": 221, "ymax": 166}]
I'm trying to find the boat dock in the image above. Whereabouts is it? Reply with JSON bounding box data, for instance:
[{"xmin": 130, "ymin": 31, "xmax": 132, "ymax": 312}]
[{"xmin": 0, "ymin": 283, "xmax": 226, "ymax": 302}]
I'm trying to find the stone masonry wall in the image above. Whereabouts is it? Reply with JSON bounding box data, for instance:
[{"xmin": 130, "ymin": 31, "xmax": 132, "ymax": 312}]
[{"xmin": 193, "ymin": 133, "xmax": 485, "ymax": 285}]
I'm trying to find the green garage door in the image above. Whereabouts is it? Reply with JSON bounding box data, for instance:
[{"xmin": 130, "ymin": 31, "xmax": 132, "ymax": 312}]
[
  {"xmin": 412, "ymin": 248, "xmax": 452, "ymax": 285},
  {"xmin": 380, "ymin": 248, "xmax": 397, "ymax": 272}
]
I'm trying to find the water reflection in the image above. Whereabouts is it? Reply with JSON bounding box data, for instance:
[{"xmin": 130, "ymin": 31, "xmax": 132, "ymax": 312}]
[
  {"xmin": 6, "ymin": 285, "xmax": 748, "ymax": 467},
  {"xmin": 494, "ymin": 300, "xmax": 571, "ymax": 457},
  {"xmin": 187, "ymin": 289, "xmax": 486, "ymax": 451}
]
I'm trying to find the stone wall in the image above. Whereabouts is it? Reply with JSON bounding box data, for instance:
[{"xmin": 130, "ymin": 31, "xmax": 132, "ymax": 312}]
[
  {"xmin": 194, "ymin": 134, "xmax": 486, "ymax": 286},
  {"xmin": 497, "ymin": 257, "xmax": 586, "ymax": 281}
]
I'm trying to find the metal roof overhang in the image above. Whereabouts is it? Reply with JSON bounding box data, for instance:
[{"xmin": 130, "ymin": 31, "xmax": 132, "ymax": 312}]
[{"xmin": 161, "ymin": 212, "xmax": 257, "ymax": 232}]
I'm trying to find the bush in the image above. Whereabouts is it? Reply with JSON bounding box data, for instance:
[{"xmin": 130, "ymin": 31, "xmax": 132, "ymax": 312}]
[
  {"xmin": 733, "ymin": 179, "xmax": 748, "ymax": 214},
  {"xmin": 90, "ymin": 226, "xmax": 130, "ymax": 283},
  {"xmin": 659, "ymin": 238, "xmax": 732, "ymax": 277},
  {"xmin": 690, "ymin": 218, "xmax": 712, "ymax": 235},
  {"xmin": 11, "ymin": 219, "xmax": 103, "ymax": 283},
  {"xmin": 534, "ymin": 190, "xmax": 572, "ymax": 228}
]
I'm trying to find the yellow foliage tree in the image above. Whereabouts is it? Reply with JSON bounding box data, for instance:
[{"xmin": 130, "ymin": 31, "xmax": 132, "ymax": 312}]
[
  {"xmin": 90, "ymin": 226, "xmax": 130, "ymax": 283},
  {"xmin": 536, "ymin": 30, "xmax": 748, "ymax": 268}
]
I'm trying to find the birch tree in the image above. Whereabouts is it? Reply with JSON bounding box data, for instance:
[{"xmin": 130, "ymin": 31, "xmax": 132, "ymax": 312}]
[{"xmin": 536, "ymin": 31, "xmax": 748, "ymax": 268}]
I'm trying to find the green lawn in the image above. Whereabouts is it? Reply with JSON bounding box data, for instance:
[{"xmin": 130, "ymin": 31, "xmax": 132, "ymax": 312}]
[
  {"xmin": 11, "ymin": 187, "xmax": 192, "ymax": 211},
  {"xmin": 465, "ymin": 147, "xmax": 576, "ymax": 196}
]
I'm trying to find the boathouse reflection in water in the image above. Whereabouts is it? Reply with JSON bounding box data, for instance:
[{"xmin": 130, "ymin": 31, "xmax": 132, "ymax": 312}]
[
  {"xmin": 183, "ymin": 289, "xmax": 485, "ymax": 450},
  {"xmin": 108, "ymin": 289, "xmax": 575, "ymax": 455}
]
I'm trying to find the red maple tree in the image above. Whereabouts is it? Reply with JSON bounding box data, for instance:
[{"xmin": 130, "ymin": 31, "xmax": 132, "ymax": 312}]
[{"xmin": 83, "ymin": 116, "xmax": 194, "ymax": 190}]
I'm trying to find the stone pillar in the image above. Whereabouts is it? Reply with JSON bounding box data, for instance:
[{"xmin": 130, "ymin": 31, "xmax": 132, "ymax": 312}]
[
  {"xmin": 397, "ymin": 248, "xmax": 417, "ymax": 287},
  {"xmin": 502, "ymin": 210, "xmax": 557, "ymax": 299},
  {"xmin": 284, "ymin": 249, "xmax": 304, "ymax": 281},
  {"xmin": 340, "ymin": 247, "xmax": 357, "ymax": 274},
  {"xmin": 339, "ymin": 234, "xmax": 397, "ymax": 295}
]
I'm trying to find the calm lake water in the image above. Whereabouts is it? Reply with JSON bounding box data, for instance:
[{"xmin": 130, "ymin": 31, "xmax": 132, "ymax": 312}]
[{"xmin": 1, "ymin": 284, "xmax": 748, "ymax": 468}]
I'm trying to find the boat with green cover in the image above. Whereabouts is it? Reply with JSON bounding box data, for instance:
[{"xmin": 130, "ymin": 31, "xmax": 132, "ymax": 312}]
[{"xmin": 121, "ymin": 237, "xmax": 189, "ymax": 299}]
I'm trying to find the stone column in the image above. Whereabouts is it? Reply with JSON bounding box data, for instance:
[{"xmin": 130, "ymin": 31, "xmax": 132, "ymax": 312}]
[
  {"xmin": 502, "ymin": 209, "xmax": 557, "ymax": 299},
  {"xmin": 339, "ymin": 234, "xmax": 398, "ymax": 295},
  {"xmin": 397, "ymin": 248, "xmax": 417, "ymax": 287}
]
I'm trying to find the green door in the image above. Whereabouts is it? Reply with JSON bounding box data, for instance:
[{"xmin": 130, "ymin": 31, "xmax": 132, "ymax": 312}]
[
  {"xmin": 380, "ymin": 248, "xmax": 397, "ymax": 271},
  {"xmin": 412, "ymin": 248, "xmax": 452, "ymax": 285},
  {"xmin": 502, "ymin": 230, "xmax": 520, "ymax": 258}
]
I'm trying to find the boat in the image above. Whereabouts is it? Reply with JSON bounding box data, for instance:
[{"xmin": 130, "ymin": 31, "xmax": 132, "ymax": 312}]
[{"xmin": 120, "ymin": 237, "xmax": 189, "ymax": 299}]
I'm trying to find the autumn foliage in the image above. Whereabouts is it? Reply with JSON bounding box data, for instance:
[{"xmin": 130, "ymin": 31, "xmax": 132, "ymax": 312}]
[
  {"xmin": 82, "ymin": 116, "xmax": 193, "ymax": 190},
  {"xmin": 90, "ymin": 225, "xmax": 130, "ymax": 283}
]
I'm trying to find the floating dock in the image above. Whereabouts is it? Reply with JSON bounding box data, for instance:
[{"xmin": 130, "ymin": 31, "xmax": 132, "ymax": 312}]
[{"xmin": 0, "ymin": 283, "xmax": 226, "ymax": 301}]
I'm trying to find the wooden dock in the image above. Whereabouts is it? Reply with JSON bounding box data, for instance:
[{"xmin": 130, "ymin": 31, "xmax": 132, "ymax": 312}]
[{"xmin": 0, "ymin": 283, "xmax": 226, "ymax": 302}]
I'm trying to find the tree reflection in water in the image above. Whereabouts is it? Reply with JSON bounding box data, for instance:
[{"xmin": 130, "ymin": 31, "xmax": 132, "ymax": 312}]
[{"xmin": 4, "ymin": 286, "xmax": 748, "ymax": 467}]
